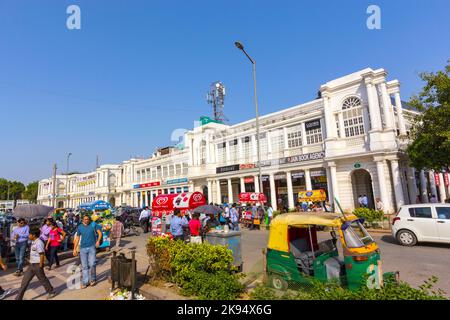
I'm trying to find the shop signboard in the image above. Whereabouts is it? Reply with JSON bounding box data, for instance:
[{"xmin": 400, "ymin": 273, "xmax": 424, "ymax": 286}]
[
  {"xmin": 305, "ymin": 119, "xmax": 321, "ymax": 131},
  {"xmin": 240, "ymin": 163, "xmax": 255, "ymax": 170},
  {"xmin": 292, "ymin": 172, "xmax": 305, "ymax": 179},
  {"xmin": 216, "ymin": 164, "xmax": 240, "ymax": 174},
  {"xmin": 259, "ymin": 151, "xmax": 325, "ymax": 168},
  {"xmin": 165, "ymin": 178, "xmax": 188, "ymax": 185},
  {"xmin": 244, "ymin": 177, "xmax": 254, "ymax": 183},
  {"xmin": 133, "ymin": 181, "xmax": 161, "ymax": 189},
  {"xmin": 310, "ymin": 170, "xmax": 326, "ymax": 177}
]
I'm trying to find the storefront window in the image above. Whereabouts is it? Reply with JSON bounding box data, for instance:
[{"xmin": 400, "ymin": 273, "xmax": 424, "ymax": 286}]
[
  {"xmin": 176, "ymin": 164, "xmax": 182, "ymax": 175},
  {"xmin": 183, "ymin": 186, "xmax": 189, "ymax": 193},
  {"xmin": 182, "ymin": 163, "xmax": 188, "ymax": 175}
]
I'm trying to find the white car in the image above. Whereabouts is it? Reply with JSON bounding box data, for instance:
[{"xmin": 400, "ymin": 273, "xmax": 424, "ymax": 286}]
[{"xmin": 392, "ymin": 204, "xmax": 450, "ymax": 246}]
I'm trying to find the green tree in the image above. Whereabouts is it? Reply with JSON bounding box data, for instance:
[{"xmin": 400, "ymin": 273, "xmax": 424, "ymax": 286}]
[
  {"xmin": 23, "ymin": 181, "xmax": 39, "ymax": 203},
  {"xmin": 407, "ymin": 61, "xmax": 450, "ymax": 171},
  {"xmin": 0, "ymin": 179, "xmax": 25, "ymax": 200}
]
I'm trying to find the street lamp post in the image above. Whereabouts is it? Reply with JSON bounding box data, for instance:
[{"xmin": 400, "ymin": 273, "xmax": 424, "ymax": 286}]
[
  {"xmin": 234, "ymin": 41, "xmax": 263, "ymax": 195},
  {"xmin": 66, "ymin": 153, "xmax": 72, "ymax": 208}
]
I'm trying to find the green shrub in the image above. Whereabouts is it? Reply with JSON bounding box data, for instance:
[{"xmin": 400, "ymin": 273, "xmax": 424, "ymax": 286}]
[
  {"xmin": 147, "ymin": 237, "xmax": 245, "ymax": 300},
  {"xmin": 352, "ymin": 207, "xmax": 385, "ymax": 223},
  {"xmin": 250, "ymin": 276, "xmax": 447, "ymax": 300},
  {"xmin": 181, "ymin": 271, "xmax": 245, "ymax": 300}
]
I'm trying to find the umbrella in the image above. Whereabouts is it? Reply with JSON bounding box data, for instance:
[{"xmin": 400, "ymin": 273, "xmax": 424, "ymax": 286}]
[
  {"xmin": 193, "ymin": 205, "xmax": 223, "ymax": 215},
  {"xmin": 13, "ymin": 204, "xmax": 54, "ymax": 220}
]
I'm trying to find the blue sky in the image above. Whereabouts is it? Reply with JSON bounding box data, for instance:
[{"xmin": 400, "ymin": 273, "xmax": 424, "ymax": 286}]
[{"xmin": 0, "ymin": 0, "xmax": 449, "ymax": 184}]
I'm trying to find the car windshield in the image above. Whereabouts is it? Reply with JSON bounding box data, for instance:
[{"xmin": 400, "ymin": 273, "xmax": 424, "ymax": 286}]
[{"xmin": 342, "ymin": 220, "xmax": 374, "ymax": 248}]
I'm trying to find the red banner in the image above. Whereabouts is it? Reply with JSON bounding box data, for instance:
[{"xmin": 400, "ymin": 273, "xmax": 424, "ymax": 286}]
[
  {"xmin": 139, "ymin": 182, "xmax": 160, "ymax": 188},
  {"xmin": 435, "ymin": 173, "xmax": 441, "ymax": 186},
  {"xmin": 238, "ymin": 192, "xmax": 267, "ymax": 203},
  {"xmin": 444, "ymin": 173, "xmax": 449, "ymax": 187},
  {"xmin": 244, "ymin": 177, "xmax": 254, "ymax": 184}
]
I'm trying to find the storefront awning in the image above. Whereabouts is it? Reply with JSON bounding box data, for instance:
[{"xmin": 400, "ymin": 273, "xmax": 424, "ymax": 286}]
[{"xmin": 152, "ymin": 192, "xmax": 206, "ymax": 215}]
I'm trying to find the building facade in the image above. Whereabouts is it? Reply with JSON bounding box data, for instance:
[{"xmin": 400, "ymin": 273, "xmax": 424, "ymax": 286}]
[{"xmin": 37, "ymin": 68, "xmax": 450, "ymax": 212}]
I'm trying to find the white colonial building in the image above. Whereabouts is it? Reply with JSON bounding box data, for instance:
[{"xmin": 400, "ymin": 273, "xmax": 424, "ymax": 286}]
[{"xmin": 37, "ymin": 68, "xmax": 450, "ymax": 213}]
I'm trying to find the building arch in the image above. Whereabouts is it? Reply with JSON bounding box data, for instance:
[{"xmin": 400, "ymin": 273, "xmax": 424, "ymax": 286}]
[{"xmin": 350, "ymin": 169, "xmax": 375, "ymax": 209}]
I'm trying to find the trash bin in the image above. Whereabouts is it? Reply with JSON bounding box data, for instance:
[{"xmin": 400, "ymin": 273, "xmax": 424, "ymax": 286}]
[
  {"xmin": 111, "ymin": 251, "xmax": 137, "ymax": 297},
  {"xmin": 205, "ymin": 231, "xmax": 243, "ymax": 272}
]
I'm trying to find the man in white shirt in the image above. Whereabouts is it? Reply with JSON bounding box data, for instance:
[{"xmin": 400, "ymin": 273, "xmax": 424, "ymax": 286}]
[
  {"xmin": 230, "ymin": 204, "xmax": 240, "ymax": 231},
  {"xmin": 139, "ymin": 206, "xmax": 151, "ymax": 233},
  {"xmin": 267, "ymin": 205, "xmax": 274, "ymax": 226}
]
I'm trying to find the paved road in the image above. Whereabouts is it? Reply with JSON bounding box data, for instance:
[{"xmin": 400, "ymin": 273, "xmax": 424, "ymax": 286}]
[
  {"xmin": 1, "ymin": 229, "xmax": 449, "ymax": 299},
  {"xmin": 239, "ymin": 228, "xmax": 450, "ymax": 295}
]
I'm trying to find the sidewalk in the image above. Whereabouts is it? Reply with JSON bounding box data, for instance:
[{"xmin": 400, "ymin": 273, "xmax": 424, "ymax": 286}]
[{"xmin": 0, "ymin": 228, "xmax": 270, "ymax": 300}]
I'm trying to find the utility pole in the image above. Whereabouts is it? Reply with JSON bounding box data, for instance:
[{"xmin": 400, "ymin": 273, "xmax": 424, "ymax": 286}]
[
  {"xmin": 66, "ymin": 153, "xmax": 72, "ymax": 208},
  {"xmin": 96, "ymin": 155, "xmax": 99, "ymax": 169},
  {"xmin": 52, "ymin": 164, "xmax": 57, "ymax": 208}
]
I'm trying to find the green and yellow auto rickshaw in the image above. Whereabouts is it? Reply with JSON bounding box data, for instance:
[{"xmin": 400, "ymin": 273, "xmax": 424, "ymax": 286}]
[{"xmin": 266, "ymin": 213, "xmax": 398, "ymax": 291}]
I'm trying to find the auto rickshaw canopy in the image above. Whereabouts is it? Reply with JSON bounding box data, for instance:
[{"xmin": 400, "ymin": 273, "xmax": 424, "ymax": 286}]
[{"xmin": 268, "ymin": 213, "xmax": 358, "ymax": 252}]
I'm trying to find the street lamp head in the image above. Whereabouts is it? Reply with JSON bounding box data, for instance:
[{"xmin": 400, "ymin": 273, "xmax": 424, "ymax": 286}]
[{"xmin": 234, "ymin": 41, "xmax": 244, "ymax": 50}]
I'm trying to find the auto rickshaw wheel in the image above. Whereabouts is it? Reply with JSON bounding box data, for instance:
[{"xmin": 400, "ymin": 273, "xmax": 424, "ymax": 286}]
[
  {"xmin": 396, "ymin": 229, "xmax": 417, "ymax": 246},
  {"xmin": 269, "ymin": 274, "xmax": 288, "ymax": 291}
]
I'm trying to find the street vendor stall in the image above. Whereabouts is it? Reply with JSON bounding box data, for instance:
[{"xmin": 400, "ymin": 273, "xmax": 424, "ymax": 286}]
[
  {"xmin": 297, "ymin": 190, "xmax": 327, "ymax": 211},
  {"xmin": 151, "ymin": 192, "xmax": 207, "ymax": 236},
  {"xmin": 238, "ymin": 193, "xmax": 267, "ymax": 228},
  {"xmin": 77, "ymin": 200, "xmax": 114, "ymax": 250}
]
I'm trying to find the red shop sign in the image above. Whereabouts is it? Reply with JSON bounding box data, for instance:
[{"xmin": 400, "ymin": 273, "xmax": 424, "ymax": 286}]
[
  {"xmin": 244, "ymin": 177, "xmax": 254, "ymax": 183},
  {"xmin": 435, "ymin": 173, "xmax": 441, "ymax": 186},
  {"xmin": 240, "ymin": 163, "xmax": 255, "ymax": 170},
  {"xmin": 444, "ymin": 173, "xmax": 449, "ymax": 187},
  {"xmin": 140, "ymin": 181, "xmax": 160, "ymax": 188}
]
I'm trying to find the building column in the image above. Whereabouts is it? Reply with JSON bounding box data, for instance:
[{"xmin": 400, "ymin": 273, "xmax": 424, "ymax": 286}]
[
  {"xmin": 420, "ymin": 170, "xmax": 429, "ymax": 203},
  {"xmin": 407, "ymin": 167, "xmax": 418, "ymax": 204},
  {"xmin": 304, "ymin": 169, "xmax": 312, "ymax": 191},
  {"xmin": 379, "ymin": 82, "xmax": 394, "ymax": 129},
  {"xmin": 390, "ymin": 159, "xmax": 405, "ymax": 210},
  {"xmin": 207, "ymin": 180, "xmax": 213, "ymax": 204},
  {"xmin": 227, "ymin": 178, "xmax": 233, "ymax": 204},
  {"xmin": 394, "ymin": 91, "xmax": 407, "ymax": 135},
  {"xmin": 216, "ymin": 180, "xmax": 222, "ymax": 204},
  {"xmin": 269, "ymin": 173, "xmax": 277, "ymax": 211},
  {"xmin": 301, "ymin": 123, "xmax": 308, "ymax": 147},
  {"xmin": 338, "ymin": 112, "xmax": 345, "ymax": 139},
  {"xmin": 429, "ymin": 171, "xmax": 438, "ymax": 200},
  {"xmin": 438, "ymin": 173, "xmax": 447, "ymax": 203},
  {"xmin": 240, "ymin": 177, "xmax": 246, "ymax": 193},
  {"xmin": 254, "ymin": 176, "xmax": 260, "ymax": 193},
  {"xmin": 322, "ymin": 93, "xmax": 337, "ymax": 139},
  {"xmin": 326, "ymin": 167, "xmax": 333, "ymax": 205},
  {"xmin": 375, "ymin": 159, "xmax": 391, "ymax": 213},
  {"xmin": 328, "ymin": 162, "xmax": 339, "ymax": 203},
  {"xmin": 365, "ymin": 80, "xmax": 382, "ymax": 131},
  {"xmin": 286, "ymin": 171, "xmax": 294, "ymax": 209}
]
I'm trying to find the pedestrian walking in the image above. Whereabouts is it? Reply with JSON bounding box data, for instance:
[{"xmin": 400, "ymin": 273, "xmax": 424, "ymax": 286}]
[
  {"xmin": 430, "ymin": 195, "xmax": 438, "ymax": 203},
  {"xmin": 45, "ymin": 221, "xmax": 66, "ymax": 270},
  {"xmin": 15, "ymin": 229, "xmax": 56, "ymax": 300},
  {"xmin": 188, "ymin": 213, "xmax": 202, "ymax": 244},
  {"xmin": 12, "ymin": 218, "xmax": 29, "ymax": 276},
  {"xmin": 73, "ymin": 214, "xmax": 103, "ymax": 289},
  {"xmin": 139, "ymin": 206, "xmax": 151, "ymax": 233},
  {"xmin": 361, "ymin": 195, "xmax": 369, "ymax": 208},
  {"xmin": 0, "ymin": 245, "xmax": 11, "ymax": 300},
  {"xmin": 40, "ymin": 218, "xmax": 53, "ymax": 263},
  {"xmin": 230, "ymin": 204, "xmax": 240, "ymax": 231},
  {"xmin": 170, "ymin": 209, "xmax": 188, "ymax": 241},
  {"xmin": 111, "ymin": 217, "xmax": 124, "ymax": 250}
]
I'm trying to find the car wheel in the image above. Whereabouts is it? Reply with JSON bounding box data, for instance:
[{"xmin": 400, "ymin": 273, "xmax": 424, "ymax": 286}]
[
  {"xmin": 269, "ymin": 274, "xmax": 288, "ymax": 291},
  {"xmin": 396, "ymin": 230, "xmax": 417, "ymax": 246}
]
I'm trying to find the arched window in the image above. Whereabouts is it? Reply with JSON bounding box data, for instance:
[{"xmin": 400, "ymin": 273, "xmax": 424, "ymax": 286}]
[{"xmin": 342, "ymin": 97, "xmax": 365, "ymax": 137}]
